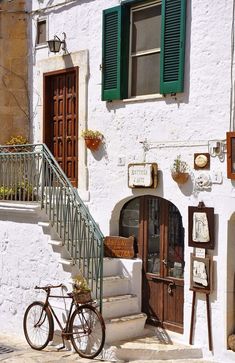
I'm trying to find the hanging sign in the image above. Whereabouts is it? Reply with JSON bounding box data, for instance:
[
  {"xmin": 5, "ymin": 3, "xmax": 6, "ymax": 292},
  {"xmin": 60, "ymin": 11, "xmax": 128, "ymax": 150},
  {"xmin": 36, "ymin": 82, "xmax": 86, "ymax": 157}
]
[{"xmin": 128, "ymin": 163, "xmax": 158, "ymax": 188}]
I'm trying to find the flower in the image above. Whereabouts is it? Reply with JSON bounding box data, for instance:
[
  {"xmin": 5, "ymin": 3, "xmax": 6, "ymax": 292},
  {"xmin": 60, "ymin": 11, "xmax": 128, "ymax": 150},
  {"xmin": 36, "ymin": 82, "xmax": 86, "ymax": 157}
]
[
  {"xmin": 171, "ymin": 155, "xmax": 189, "ymax": 173},
  {"xmin": 81, "ymin": 129, "xmax": 103, "ymax": 140},
  {"xmin": 72, "ymin": 275, "xmax": 91, "ymax": 294},
  {"xmin": 6, "ymin": 135, "xmax": 28, "ymax": 145}
]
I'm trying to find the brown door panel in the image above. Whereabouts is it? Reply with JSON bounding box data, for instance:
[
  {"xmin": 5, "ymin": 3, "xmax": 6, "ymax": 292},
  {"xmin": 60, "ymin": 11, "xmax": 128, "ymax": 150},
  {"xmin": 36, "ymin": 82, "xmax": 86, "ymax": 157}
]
[
  {"xmin": 142, "ymin": 277, "xmax": 163, "ymax": 324},
  {"xmin": 44, "ymin": 68, "xmax": 78, "ymax": 187},
  {"xmin": 163, "ymin": 282, "xmax": 184, "ymax": 328}
]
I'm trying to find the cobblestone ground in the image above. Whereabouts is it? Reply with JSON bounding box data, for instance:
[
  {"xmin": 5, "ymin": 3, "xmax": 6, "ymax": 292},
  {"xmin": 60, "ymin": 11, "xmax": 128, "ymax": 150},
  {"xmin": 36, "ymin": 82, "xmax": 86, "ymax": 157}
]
[{"xmin": 0, "ymin": 334, "xmax": 119, "ymax": 363}]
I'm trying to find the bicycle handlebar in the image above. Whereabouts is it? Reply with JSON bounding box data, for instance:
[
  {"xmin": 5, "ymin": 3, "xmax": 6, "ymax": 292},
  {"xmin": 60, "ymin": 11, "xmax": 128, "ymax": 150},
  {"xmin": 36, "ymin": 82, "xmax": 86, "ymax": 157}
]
[{"xmin": 35, "ymin": 283, "xmax": 66, "ymax": 291}]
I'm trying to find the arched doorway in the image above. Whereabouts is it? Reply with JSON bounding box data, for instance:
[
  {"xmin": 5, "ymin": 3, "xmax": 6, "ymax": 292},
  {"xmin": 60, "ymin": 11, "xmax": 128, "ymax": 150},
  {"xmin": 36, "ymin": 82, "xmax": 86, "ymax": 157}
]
[{"xmin": 119, "ymin": 195, "xmax": 184, "ymax": 333}]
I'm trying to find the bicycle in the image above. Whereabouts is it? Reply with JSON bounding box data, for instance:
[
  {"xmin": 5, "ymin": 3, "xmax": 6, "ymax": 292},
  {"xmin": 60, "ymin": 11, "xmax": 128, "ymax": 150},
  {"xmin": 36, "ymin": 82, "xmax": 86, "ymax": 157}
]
[{"xmin": 23, "ymin": 283, "xmax": 105, "ymax": 359}]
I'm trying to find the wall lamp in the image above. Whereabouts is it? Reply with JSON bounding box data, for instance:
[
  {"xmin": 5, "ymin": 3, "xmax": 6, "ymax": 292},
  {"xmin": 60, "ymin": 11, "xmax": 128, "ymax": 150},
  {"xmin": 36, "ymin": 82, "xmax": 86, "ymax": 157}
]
[{"xmin": 47, "ymin": 32, "xmax": 66, "ymax": 53}]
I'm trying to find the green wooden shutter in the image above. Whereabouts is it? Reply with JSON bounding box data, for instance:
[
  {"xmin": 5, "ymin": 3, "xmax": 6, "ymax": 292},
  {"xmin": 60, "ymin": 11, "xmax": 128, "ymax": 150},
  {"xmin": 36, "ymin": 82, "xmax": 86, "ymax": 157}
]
[
  {"xmin": 102, "ymin": 6, "xmax": 122, "ymax": 101},
  {"xmin": 102, "ymin": 6, "xmax": 129, "ymax": 101},
  {"xmin": 160, "ymin": 0, "xmax": 187, "ymax": 94}
]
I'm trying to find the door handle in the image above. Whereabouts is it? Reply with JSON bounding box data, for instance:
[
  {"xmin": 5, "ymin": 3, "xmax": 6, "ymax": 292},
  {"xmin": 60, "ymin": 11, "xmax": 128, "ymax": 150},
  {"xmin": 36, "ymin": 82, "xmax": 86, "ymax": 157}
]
[
  {"xmin": 168, "ymin": 282, "xmax": 175, "ymax": 295},
  {"xmin": 162, "ymin": 259, "xmax": 168, "ymax": 266}
]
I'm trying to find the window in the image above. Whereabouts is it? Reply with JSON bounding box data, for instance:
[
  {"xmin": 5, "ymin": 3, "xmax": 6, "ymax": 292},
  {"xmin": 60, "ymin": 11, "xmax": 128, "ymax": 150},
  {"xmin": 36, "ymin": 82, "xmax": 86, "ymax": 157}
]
[
  {"xmin": 36, "ymin": 20, "xmax": 47, "ymax": 45},
  {"xmin": 130, "ymin": 2, "xmax": 161, "ymax": 96},
  {"xmin": 102, "ymin": 0, "xmax": 186, "ymax": 101}
]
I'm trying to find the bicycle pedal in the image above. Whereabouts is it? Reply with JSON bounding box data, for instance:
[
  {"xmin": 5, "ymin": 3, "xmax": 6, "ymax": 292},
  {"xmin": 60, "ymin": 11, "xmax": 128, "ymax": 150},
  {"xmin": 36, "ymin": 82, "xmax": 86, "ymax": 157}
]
[{"xmin": 57, "ymin": 344, "xmax": 65, "ymax": 351}]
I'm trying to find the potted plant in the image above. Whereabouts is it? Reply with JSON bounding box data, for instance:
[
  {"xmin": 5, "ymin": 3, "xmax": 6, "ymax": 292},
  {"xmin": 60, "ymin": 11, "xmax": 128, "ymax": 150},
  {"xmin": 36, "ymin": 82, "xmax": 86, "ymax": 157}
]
[
  {"xmin": 72, "ymin": 275, "xmax": 92, "ymax": 304},
  {"xmin": 81, "ymin": 129, "xmax": 103, "ymax": 151},
  {"xmin": 171, "ymin": 155, "xmax": 189, "ymax": 184},
  {"xmin": 3, "ymin": 135, "xmax": 33, "ymax": 153}
]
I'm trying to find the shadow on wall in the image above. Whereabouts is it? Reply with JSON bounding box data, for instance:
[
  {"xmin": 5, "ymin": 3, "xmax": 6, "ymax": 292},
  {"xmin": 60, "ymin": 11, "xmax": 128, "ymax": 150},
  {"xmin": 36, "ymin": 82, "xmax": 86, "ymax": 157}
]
[{"xmin": 227, "ymin": 214, "xmax": 235, "ymax": 339}]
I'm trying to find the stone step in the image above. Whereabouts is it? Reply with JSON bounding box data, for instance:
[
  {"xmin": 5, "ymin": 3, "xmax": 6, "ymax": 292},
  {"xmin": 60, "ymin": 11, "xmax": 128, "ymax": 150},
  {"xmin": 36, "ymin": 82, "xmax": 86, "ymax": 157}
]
[
  {"xmin": 126, "ymin": 360, "xmax": 215, "ymax": 363},
  {"xmin": 48, "ymin": 239, "xmax": 63, "ymax": 247},
  {"xmin": 108, "ymin": 334, "xmax": 203, "ymax": 361},
  {"xmin": 105, "ymin": 313, "xmax": 147, "ymax": 344},
  {"xmin": 103, "ymin": 275, "xmax": 130, "ymax": 297},
  {"xmin": 103, "ymin": 257, "xmax": 120, "ymax": 277},
  {"xmin": 102, "ymin": 294, "xmax": 139, "ymax": 319},
  {"xmin": 58, "ymin": 257, "xmax": 75, "ymax": 266}
]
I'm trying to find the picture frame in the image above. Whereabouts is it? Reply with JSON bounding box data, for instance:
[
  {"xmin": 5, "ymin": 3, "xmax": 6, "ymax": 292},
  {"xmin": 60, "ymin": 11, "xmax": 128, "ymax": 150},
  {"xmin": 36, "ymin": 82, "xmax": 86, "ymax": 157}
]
[
  {"xmin": 190, "ymin": 254, "xmax": 213, "ymax": 294},
  {"xmin": 226, "ymin": 131, "xmax": 235, "ymax": 179},
  {"xmin": 188, "ymin": 205, "xmax": 215, "ymax": 249}
]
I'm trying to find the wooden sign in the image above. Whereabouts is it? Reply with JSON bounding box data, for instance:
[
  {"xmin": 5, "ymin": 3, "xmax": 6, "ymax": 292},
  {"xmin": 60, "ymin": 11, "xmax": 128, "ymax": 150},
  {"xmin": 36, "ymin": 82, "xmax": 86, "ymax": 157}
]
[
  {"xmin": 104, "ymin": 236, "xmax": 135, "ymax": 258},
  {"xmin": 128, "ymin": 163, "xmax": 158, "ymax": 188}
]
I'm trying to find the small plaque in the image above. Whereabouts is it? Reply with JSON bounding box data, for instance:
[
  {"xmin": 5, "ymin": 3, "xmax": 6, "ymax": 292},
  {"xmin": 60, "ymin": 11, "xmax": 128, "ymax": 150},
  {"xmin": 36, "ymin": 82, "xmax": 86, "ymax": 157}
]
[
  {"xmin": 195, "ymin": 248, "xmax": 206, "ymax": 258},
  {"xmin": 194, "ymin": 153, "xmax": 210, "ymax": 170},
  {"xmin": 128, "ymin": 163, "xmax": 158, "ymax": 188},
  {"xmin": 104, "ymin": 236, "xmax": 135, "ymax": 258}
]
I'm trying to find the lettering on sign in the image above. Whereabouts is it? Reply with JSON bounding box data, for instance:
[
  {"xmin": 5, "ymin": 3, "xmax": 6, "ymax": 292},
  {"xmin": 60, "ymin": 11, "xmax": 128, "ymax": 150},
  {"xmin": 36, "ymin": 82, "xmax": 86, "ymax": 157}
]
[
  {"xmin": 128, "ymin": 163, "xmax": 158, "ymax": 188},
  {"xmin": 104, "ymin": 236, "xmax": 135, "ymax": 258}
]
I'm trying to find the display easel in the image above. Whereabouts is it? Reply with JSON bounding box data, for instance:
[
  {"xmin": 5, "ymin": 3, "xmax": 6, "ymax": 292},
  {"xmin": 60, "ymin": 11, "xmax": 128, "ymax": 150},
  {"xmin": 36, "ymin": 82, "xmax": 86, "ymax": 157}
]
[{"xmin": 189, "ymin": 291, "xmax": 212, "ymax": 351}]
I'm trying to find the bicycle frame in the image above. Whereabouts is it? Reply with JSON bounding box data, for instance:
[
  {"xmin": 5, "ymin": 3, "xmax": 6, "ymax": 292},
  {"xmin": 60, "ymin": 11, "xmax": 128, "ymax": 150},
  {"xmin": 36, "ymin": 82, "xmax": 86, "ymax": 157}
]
[
  {"xmin": 36, "ymin": 287, "xmax": 75, "ymax": 341},
  {"xmin": 24, "ymin": 284, "xmax": 106, "ymax": 358}
]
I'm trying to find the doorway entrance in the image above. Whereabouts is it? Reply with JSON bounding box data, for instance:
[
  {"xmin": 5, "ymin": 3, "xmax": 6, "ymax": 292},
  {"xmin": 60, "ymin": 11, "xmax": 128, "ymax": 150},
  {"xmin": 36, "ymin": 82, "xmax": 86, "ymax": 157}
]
[
  {"xmin": 43, "ymin": 67, "xmax": 78, "ymax": 187},
  {"xmin": 120, "ymin": 195, "xmax": 184, "ymax": 333}
]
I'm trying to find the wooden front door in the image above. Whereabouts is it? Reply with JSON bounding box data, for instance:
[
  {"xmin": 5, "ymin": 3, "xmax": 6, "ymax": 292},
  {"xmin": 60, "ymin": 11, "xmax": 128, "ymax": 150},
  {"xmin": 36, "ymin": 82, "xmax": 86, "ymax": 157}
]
[
  {"xmin": 44, "ymin": 68, "xmax": 78, "ymax": 187},
  {"xmin": 120, "ymin": 196, "xmax": 184, "ymax": 333}
]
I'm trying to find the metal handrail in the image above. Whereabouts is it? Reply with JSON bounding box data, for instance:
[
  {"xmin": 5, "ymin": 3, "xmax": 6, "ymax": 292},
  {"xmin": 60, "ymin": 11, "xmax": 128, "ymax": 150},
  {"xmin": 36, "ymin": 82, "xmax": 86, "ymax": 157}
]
[{"xmin": 0, "ymin": 143, "xmax": 104, "ymax": 310}]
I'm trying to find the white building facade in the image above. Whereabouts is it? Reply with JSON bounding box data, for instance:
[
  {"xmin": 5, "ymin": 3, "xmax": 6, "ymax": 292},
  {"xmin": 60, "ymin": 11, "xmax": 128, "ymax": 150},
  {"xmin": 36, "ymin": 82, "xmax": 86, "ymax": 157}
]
[{"xmin": 29, "ymin": 0, "xmax": 235, "ymax": 361}]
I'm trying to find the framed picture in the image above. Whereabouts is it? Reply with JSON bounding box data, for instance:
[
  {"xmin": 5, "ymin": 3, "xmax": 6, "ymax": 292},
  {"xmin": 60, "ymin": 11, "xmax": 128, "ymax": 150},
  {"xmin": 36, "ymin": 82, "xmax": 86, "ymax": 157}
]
[
  {"xmin": 188, "ymin": 205, "xmax": 214, "ymax": 249},
  {"xmin": 227, "ymin": 131, "xmax": 235, "ymax": 179},
  {"xmin": 190, "ymin": 254, "xmax": 213, "ymax": 294}
]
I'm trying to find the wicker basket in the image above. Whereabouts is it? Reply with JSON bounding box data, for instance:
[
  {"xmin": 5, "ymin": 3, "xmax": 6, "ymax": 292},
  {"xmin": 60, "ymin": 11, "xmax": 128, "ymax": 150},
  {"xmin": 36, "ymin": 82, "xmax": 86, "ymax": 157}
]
[{"xmin": 73, "ymin": 291, "xmax": 92, "ymax": 304}]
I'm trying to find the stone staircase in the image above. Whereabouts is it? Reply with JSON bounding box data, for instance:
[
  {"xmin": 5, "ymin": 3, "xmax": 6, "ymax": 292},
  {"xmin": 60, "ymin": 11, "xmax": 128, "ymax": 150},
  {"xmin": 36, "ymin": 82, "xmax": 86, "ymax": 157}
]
[
  {"xmin": 39, "ymin": 220, "xmax": 210, "ymax": 362},
  {"xmin": 39, "ymin": 220, "xmax": 147, "ymax": 344}
]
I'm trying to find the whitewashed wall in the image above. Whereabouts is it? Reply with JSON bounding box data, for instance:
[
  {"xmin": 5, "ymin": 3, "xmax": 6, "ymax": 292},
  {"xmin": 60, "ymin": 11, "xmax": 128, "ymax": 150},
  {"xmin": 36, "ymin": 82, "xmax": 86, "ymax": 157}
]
[
  {"xmin": 28, "ymin": 0, "xmax": 235, "ymax": 361},
  {"xmin": 0, "ymin": 202, "xmax": 75, "ymax": 336}
]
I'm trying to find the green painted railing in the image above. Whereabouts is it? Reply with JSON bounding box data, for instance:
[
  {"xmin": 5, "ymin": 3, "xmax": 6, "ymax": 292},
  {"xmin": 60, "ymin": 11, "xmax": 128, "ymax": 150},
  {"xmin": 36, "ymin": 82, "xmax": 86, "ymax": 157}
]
[{"xmin": 0, "ymin": 143, "xmax": 104, "ymax": 310}]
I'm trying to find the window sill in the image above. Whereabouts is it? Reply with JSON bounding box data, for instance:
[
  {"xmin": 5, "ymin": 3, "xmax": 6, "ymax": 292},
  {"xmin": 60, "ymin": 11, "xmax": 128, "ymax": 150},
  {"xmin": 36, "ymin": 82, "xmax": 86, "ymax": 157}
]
[{"xmin": 123, "ymin": 93, "xmax": 163, "ymax": 103}]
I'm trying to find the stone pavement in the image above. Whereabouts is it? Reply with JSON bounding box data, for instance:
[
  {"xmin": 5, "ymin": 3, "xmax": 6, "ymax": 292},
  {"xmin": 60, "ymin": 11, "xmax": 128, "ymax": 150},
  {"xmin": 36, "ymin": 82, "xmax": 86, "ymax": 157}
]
[
  {"xmin": 0, "ymin": 333, "xmax": 116, "ymax": 363},
  {"xmin": 0, "ymin": 333, "xmax": 218, "ymax": 363}
]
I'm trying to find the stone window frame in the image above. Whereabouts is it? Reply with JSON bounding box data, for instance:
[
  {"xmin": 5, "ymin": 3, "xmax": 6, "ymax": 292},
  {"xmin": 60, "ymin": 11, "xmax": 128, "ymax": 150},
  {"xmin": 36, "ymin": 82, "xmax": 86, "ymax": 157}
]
[{"xmin": 35, "ymin": 16, "xmax": 48, "ymax": 49}]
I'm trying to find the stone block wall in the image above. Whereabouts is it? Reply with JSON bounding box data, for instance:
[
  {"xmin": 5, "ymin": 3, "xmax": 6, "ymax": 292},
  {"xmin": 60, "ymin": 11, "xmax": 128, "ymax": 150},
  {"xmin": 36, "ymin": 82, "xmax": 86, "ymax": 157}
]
[{"xmin": 0, "ymin": 0, "xmax": 29, "ymax": 144}]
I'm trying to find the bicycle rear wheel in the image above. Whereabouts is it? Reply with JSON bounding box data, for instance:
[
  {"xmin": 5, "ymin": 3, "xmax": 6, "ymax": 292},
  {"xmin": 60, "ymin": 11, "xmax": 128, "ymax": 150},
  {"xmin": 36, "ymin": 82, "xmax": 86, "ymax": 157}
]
[
  {"xmin": 70, "ymin": 304, "xmax": 105, "ymax": 358},
  {"xmin": 23, "ymin": 301, "xmax": 53, "ymax": 350}
]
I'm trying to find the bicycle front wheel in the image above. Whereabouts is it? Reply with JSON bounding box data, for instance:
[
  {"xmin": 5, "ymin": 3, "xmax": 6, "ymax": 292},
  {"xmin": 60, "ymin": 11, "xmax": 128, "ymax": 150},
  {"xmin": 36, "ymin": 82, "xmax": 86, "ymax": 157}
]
[
  {"xmin": 70, "ymin": 304, "xmax": 105, "ymax": 358},
  {"xmin": 23, "ymin": 301, "xmax": 53, "ymax": 350}
]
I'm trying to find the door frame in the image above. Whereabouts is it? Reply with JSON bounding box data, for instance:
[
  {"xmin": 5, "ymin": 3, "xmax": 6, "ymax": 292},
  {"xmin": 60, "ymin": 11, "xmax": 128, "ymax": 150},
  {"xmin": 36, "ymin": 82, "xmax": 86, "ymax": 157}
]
[
  {"xmin": 43, "ymin": 67, "xmax": 79, "ymax": 186},
  {"xmin": 119, "ymin": 195, "xmax": 184, "ymax": 333}
]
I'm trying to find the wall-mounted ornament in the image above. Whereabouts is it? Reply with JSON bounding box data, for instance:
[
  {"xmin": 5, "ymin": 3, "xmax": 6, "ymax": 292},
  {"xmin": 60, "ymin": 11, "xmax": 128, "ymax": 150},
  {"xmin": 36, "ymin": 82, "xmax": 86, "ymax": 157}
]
[
  {"xmin": 194, "ymin": 153, "xmax": 210, "ymax": 170},
  {"xmin": 211, "ymin": 170, "xmax": 223, "ymax": 184},
  {"xmin": 188, "ymin": 202, "xmax": 215, "ymax": 249},
  {"xmin": 128, "ymin": 163, "xmax": 158, "ymax": 188},
  {"xmin": 194, "ymin": 173, "xmax": 212, "ymax": 191},
  {"xmin": 226, "ymin": 132, "xmax": 235, "ymax": 179}
]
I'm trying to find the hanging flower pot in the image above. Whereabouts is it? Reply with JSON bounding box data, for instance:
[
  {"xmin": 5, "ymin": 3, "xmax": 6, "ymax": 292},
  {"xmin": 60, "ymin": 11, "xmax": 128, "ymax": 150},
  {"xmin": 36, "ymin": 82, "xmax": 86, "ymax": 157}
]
[
  {"xmin": 171, "ymin": 171, "xmax": 189, "ymax": 184},
  {"xmin": 84, "ymin": 137, "xmax": 101, "ymax": 151},
  {"xmin": 81, "ymin": 129, "xmax": 103, "ymax": 151},
  {"xmin": 171, "ymin": 155, "xmax": 189, "ymax": 184}
]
